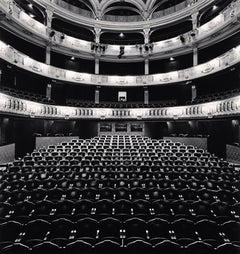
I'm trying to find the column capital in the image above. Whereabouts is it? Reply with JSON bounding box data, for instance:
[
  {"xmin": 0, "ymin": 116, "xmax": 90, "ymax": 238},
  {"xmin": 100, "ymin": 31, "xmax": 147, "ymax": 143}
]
[
  {"xmin": 143, "ymin": 26, "xmax": 151, "ymax": 45},
  {"xmin": 94, "ymin": 27, "xmax": 102, "ymax": 43},
  {"xmin": 94, "ymin": 26, "xmax": 102, "ymax": 34},
  {"xmin": 143, "ymin": 27, "xmax": 151, "ymax": 39}
]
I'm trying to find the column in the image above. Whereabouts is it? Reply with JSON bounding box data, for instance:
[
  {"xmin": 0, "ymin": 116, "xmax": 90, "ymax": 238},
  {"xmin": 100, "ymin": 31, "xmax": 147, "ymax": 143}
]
[
  {"xmin": 193, "ymin": 47, "xmax": 198, "ymax": 66},
  {"xmin": 191, "ymin": 84, "xmax": 197, "ymax": 101},
  {"xmin": 94, "ymin": 27, "xmax": 101, "ymax": 75},
  {"xmin": 191, "ymin": 12, "xmax": 199, "ymax": 66},
  {"xmin": 95, "ymin": 86, "xmax": 100, "ymax": 104},
  {"xmin": 45, "ymin": 8, "xmax": 53, "ymax": 99},
  {"xmin": 94, "ymin": 27, "xmax": 101, "ymax": 44},
  {"xmin": 46, "ymin": 83, "xmax": 52, "ymax": 101},
  {"xmin": 144, "ymin": 58, "xmax": 149, "ymax": 75},
  {"xmin": 191, "ymin": 12, "xmax": 199, "ymax": 29},
  {"xmin": 45, "ymin": 8, "xmax": 53, "ymax": 65},
  {"xmin": 144, "ymin": 87, "xmax": 149, "ymax": 105},
  {"xmin": 95, "ymin": 57, "xmax": 100, "ymax": 75},
  {"xmin": 45, "ymin": 8, "xmax": 53, "ymax": 28},
  {"xmin": 143, "ymin": 27, "xmax": 150, "ymax": 75},
  {"xmin": 45, "ymin": 45, "xmax": 51, "ymax": 65}
]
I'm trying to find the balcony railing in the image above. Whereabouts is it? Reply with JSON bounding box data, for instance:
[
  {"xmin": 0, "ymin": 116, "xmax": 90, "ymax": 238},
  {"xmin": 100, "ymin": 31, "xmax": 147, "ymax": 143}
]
[
  {"xmin": 1, "ymin": 0, "xmax": 239, "ymax": 60},
  {"xmin": 31, "ymin": 0, "xmax": 215, "ymax": 30},
  {"xmin": 0, "ymin": 92, "xmax": 239, "ymax": 120},
  {"xmin": 0, "ymin": 40, "xmax": 239, "ymax": 86}
]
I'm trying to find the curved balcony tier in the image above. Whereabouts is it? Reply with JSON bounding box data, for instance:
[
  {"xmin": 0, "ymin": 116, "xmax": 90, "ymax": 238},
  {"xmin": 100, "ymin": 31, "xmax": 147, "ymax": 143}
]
[
  {"xmin": 1, "ymin": 0, "xmax": 239, "ymax": 62},
  {"xmin": 0, "ymin": 40, "xmax": 240, "ymax": 86},
  {"xmin": 46, "ymin": 0, "xmax": 198, "ymax": 23},
  {"xmin": 0, "ymin": 92, "xmax": 239, "ymax": 120},
  {"xmin": 31, "ymin": 0, "xmax": 214, "ymax": 30}
]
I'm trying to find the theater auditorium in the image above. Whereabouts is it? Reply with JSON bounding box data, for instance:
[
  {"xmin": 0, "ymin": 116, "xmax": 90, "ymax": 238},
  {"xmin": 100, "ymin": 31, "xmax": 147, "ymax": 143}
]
[{"xmin": 0, "ymin": 0, "xmax": 240, "ymax": 253}]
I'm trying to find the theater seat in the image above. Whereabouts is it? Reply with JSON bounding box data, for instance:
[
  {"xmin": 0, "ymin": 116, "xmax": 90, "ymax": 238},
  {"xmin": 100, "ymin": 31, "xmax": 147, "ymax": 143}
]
[
  {"xmin": 154, "ymin": 240, "xmax": 182, "ymax": 254},
  {"xmin": 32, "ymin": 241, "xmax": 61, "ymax": 254},
  {"xmin": 98, "ymin": 218, "xmax": 122, "ymax": 243},
  {"xmin": 185, "ymin": 241, "xmax": 215, "ymax": 254},
  {"xmin": 75, "ymin": 218, "xmax": 98, "ymax": 244},
  {"xmin": 215, "ymin": 243, "xmax": 240, "ymax": 254},
  {"xmin": 22, "ymin": 219, "xmax": 51, "ymax": 247},
  {"xmin": 64, "ymin": 240, "xmax": 92, "ymax": 254},
  {"xmin": 95, "ymin": 240, "xmax": 121, "ymax": 254},
  {"xmin": 2, "ymin": 243, "xmax": 30, "ymax": 254},
  {"xmin": 221, "ymin": 221, "xmax": 240, "ymax": 242},
  {"xmin": 147, "ymin": 218, "xmax": 171, "ymax": 244},
  {"xmin": 125, "ymin": 240, "xmax": 154, "ymax": 254},
  {"xmin": 172, "ymin": 218, "xmax": 198, "ymax": 243}
]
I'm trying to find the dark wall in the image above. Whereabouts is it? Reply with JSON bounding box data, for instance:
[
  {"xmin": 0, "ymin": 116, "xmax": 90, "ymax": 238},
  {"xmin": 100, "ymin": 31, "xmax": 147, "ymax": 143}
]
[
  {"xmin": 0, "ymin": 116, "xmax": 99, "ymax": 158},
  {"xmin": 145, "ymin": 118, "xmax": 240, "ymax": 158},
  {"xmin": 99, "ymin": 87, "xmax": 144, "ymax": 102},
  {"xmin": 100, "ymin": 61, "xmax": 144, "ymax": 75},
  {"xmin": 0, "ymin": 115, "xmax": 239, "ymax": 159},
  {"xmin": 51, "ymin": 52, "xmax": 95, "ymax": 73},
  {"xmin": 149, "ymin": 53, "xmax": 193, "ymax": 74},
  {"xmin": 0, "ymin": 28, "xmax": 45, "ymax": 62}
]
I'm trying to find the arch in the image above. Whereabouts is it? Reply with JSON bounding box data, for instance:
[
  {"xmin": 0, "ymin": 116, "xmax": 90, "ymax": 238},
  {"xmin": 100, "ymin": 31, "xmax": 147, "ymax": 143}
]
[
  {"xmin": 149, "ymin": 0, "xmax": 170, "ymax": 18},
  {"xmin": 100, "ymin": 0, "xmax": 145, "ymax": 16},
  {"xmin": 102, "ymin": 6, "xmax": 143, "ymax": 18},
  {"xmin": 75, "ymin": 0, "xmax": 98, "ymax": 17}
]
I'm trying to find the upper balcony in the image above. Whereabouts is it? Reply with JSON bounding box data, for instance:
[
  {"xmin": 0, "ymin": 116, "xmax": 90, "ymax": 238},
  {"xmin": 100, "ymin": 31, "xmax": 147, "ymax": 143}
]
[
  {"xmin": 1, "ymin": 0, "xmax": 240, "ymax": 62},
  {"xmin": 30, "ymin": 0, "xmax": 214, "ymax": 30}
]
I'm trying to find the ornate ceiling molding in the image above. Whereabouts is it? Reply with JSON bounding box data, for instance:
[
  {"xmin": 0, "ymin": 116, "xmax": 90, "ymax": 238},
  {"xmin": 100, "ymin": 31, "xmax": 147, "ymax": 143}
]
[{"xmin": 31, "ymin": 0, "xmax": 215, "ymax": 31}]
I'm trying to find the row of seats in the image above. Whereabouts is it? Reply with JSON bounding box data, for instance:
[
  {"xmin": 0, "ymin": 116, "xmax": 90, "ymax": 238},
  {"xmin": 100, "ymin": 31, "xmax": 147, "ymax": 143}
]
[
  {"xmin": 2, "ymin": 240, "xmax": 240, "ymax": 254},
  {"xmin": 187, "ymin": 88, "xmax": 240, "ymax": 105},
  {"xmin": 1, "ymin": 218, "xmax": 239, "ymax": 248},
  {"xmin": 1, "ymin": 187, "xmax": 239, "ymax": 204},
  {"xmin": 0, "ymin": 199, "xmax": 239, "ymax": 223},
  {"xmin": 1, "ymin": 177, "xmax": 238, "ymax": 192},
  {"xmin": 0, "ymin": 85, "xmax": 55, "ymax": 105},
  {"xmin": 0, "ymin": 135, "xmax": 239, "ymax": 254},
  {"xmin": 66, "ymin": 99, "xmax": 176, "ymax": 108},
  {"xmin": 3, "ymin": 169, "xmax": 239, "ymax": 183}
]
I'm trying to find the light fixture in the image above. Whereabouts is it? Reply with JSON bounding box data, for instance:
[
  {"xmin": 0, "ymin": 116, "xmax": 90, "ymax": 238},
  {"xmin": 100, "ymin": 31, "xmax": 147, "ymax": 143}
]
[
  {"xmin": 29, "ymin": 13, "xmax": 35, "ymax": 18},
  {"xmin": 28, "ymin": 3, "xmax": 33, "ymax": 8},
  {"xmin": 212, "ymin": 5, "xmax": 217, "ymax": 10},
  {"xmin": 119, "ymin": 33, "xmax": 124, "ymax": 38},
  {"xmin": 170, "ymin": 57, "xmax": 174, "ymax": 61},
  {"xmin": 71, "ymin": 56, "xmax": 75, "ymax": 60}
]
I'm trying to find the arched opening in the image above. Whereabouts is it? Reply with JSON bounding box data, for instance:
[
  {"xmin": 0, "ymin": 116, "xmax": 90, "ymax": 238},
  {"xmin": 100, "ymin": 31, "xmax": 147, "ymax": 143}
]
[
  {"xmin": 51, "ymin": 19, "xmax": 95, "ymax": 42},
  {"xmin": 150, "ymin": 20, "xmax": 192, "ymax": 42}
]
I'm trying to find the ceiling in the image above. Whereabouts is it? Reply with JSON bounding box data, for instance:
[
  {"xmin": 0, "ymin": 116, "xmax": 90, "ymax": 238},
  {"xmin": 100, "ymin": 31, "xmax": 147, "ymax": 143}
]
[{"xmin": 62, "ymin": 0, "xmax": 186, "ymax": 19}]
